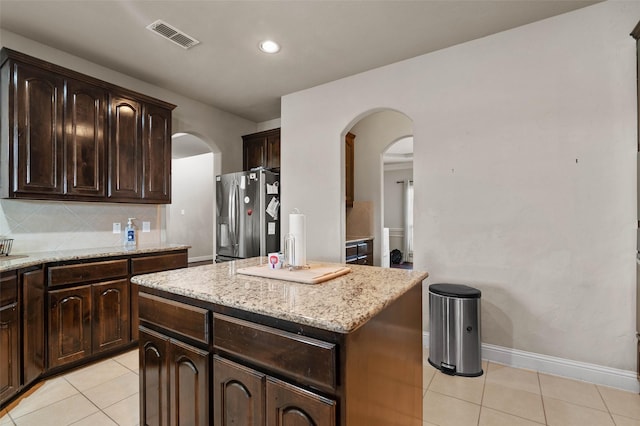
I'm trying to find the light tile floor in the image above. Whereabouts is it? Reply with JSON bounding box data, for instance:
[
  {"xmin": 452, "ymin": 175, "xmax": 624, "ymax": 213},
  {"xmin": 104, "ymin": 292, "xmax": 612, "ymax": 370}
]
[{"xmin": 2, "ymin": 349, "xmax": 640, "ymax": 425}]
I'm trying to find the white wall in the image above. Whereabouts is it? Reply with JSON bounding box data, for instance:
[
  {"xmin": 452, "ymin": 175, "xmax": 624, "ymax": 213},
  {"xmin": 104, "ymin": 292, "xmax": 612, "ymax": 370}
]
[
  {"xmin": 282, "ymin": 1, "xmax": 639, "ymax": 371},
  {"xmin": 0, "ymin": 30, "xmax": 256, "ymax": 252},
  {"xmin": 169, "ymin": 153, "xmax": 214, "ymax": 261}
]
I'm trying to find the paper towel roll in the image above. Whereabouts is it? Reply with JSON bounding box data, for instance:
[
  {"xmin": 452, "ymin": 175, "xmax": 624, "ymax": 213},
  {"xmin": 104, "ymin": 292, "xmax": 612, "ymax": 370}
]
[{"xmin": 289, "ymin": 211, "xmax": 307, "ymax": 267}]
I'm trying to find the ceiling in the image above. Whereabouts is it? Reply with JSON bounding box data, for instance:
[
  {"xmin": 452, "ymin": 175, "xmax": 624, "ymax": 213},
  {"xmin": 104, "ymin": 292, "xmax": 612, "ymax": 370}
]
[{"xmin": 0, "ymin": 1, "xmax": 598, "ymax": 123}]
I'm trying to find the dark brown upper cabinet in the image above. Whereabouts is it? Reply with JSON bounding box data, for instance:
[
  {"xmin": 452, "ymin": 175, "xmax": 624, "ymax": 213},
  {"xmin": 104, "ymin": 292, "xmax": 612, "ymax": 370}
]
[
  {"xmin": 10, "ymin": 62, "xmax": 65, "ymax": 197},
  {"xmin": 0, "ymin": 48, "xmax": 175, "ymax": 204},
  {"xmin": 66, "ymin": 78, "xmax": 108, "ymax": 198},
  {"xmin": 142, "ymin": 104, "xmax": 171, "ymax": 202},
  {"xmin": 242, "ymin": 128, "xmax": 280, "ymax": 171},
  {"xmin": 108, "ymin": 94, "xmax": 142, "ymax": 200}
]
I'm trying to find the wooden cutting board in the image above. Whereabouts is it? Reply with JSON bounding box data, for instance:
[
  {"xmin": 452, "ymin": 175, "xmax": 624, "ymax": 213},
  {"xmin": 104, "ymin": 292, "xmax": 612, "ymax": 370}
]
[{"xmin": 236, "ymin": 263, "xmax": 351, "ymax": 284}]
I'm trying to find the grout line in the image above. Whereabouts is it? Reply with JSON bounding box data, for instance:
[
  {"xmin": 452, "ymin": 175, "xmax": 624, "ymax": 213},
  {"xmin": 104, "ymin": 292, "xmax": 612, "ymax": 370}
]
[{"xmin": 537, "ymin": 371, "xmax": 548, "ymax": 426}]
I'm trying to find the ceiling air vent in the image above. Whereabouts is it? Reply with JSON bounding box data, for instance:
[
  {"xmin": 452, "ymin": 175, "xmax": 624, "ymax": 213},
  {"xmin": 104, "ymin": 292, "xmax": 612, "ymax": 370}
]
[{"xmin": 146, "ymin": 20, "xmax": 200, "ymax": 49}]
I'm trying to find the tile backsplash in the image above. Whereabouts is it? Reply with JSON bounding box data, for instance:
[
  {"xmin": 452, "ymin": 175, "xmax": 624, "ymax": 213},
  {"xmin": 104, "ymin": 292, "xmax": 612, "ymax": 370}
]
[
  {"xmin": 0, "ymin": 199, "xmax": 165, "ymax": 253},
  {"xmin": 346, "ymin": 200, "xmax": 374, "ymax": 238}
]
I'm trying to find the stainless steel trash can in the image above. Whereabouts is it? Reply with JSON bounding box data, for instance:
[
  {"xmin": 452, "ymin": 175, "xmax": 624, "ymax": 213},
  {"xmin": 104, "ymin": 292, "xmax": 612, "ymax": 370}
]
[{"xmin": 428, "ymin": 283, "xmax": 483, "ymax": 377}]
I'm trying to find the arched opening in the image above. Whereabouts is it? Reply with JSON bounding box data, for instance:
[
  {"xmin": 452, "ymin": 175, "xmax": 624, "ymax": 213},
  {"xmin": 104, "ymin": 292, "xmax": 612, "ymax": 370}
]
[
  {"xmin": 343, "ymin": 109, "xmax": 413, "ymax": 267},
  {"xmin": 169, "ymin": 132, "xmax": 215, "ymax": 263},
  {"xmin": 382, "ymin": 137, "xmax": 413, "ymax": 269}
]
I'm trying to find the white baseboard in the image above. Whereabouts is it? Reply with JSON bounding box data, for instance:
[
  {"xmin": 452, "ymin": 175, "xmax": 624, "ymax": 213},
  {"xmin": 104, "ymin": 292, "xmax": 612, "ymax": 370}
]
[{"xmin": 423, "ymin": 332, "xmax": 639, "ymax": 393}]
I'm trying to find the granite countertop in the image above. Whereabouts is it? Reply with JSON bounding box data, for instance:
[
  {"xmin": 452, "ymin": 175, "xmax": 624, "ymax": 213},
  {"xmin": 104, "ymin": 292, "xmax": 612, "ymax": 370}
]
[
  {"xmin": 0, "ymin": 243, "xmax": 190, "ymax": 272},
  {"xmin": 131, "ymin": 257, "xmax": 428, "ymax": 334}
]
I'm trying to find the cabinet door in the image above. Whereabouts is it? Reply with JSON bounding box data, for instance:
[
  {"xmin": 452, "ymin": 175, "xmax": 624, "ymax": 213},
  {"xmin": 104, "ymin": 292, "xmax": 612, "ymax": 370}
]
[
  {"xmin": 265, "ymin": 132, "xmax": 280, "ymax": 170},
  {"xmin": 266, "ymin": 377, "xmax": 336, "ymax": 426},
  {"xmin": 0, "ymin": 304, "xmax": 19, "ymax": 404},
  {"xmin": 345, "ymin": 132, "xmax": 355, "ymax": 208},
  {"xmin": 13, "ymin": 62, "xmax": 65, "ymax": 196},
  {"xmin": 108, "ymin": 94, "xmax": 142, "ymax": 200},
  {"xmin": 140, "ymin": 327, "xmax": 170, "ymax": 426},
  {"xmin": 142, "ymin": 104, "xmax": 171, "ymax": 203},
  {"xmin": 92, "ymin": 279, "xmax": 130, "ymax": 353},
  {"xmin": 48, "ymin": 285, "xmax": 92, "ymax": 368},
  {"xmin": 243, "ymin": 138, "xmax": 265, "ymax": 171},
  {"xmin": 22, "ymin": 268, "xmax": 45, "ymax": 386},
  {"xmin": 213, "ymin": 356, "xmax": 265, "ymax": 426},
  {"xmin": 65, "ymin": 78, "xmax": 107, "ymax": 198},
  {"xmin": 169, "ymin": 339, "xmax": 209, "ymax": 426}
]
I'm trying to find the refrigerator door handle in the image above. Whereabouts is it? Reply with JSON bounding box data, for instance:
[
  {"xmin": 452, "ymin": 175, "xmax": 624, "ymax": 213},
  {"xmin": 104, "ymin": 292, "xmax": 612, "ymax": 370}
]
[{"xmin": 229, "ymin": 180, "xmax": 239, "ymax": 253}]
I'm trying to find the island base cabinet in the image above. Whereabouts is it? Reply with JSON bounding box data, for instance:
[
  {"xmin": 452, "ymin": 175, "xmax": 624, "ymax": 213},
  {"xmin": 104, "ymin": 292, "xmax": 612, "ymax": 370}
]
[
  {"xmin": 213, "ymin": 356, "xmax": 265, "ymax": 426},
  {"xmin": 139, "ymin": 326, "xmax": 210, "ymax": 426},
  {"xmin": 140, "ymin": 327, "xmax": 169, "ymax": 426},
  {"xmin": 213, "ymin": 355, "xmax": 336, "ymax": 426},
  {"xmin": 266, "ymin": 377, "xmax": 336, "ymax": 426}
]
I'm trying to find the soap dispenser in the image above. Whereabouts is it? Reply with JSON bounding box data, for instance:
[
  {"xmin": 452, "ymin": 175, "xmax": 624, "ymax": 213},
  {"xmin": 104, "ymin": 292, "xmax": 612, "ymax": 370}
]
[{"xmin": 124, "ymin": 217, "xmax": 137, "ymax": 248}]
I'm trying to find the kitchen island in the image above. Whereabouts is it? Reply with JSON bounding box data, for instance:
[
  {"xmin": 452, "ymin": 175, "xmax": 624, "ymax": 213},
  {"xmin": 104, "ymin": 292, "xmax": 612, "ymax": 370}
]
[{"xmin": 132, "ymin": 257, "xmax": 428, "ymax": 426}]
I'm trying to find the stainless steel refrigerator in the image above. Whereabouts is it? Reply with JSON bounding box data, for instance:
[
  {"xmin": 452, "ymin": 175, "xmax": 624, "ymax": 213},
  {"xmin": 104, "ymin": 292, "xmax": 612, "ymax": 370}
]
[{"xmin": 216, "ymin": 169, "xmax": 280, "ymax": 262}]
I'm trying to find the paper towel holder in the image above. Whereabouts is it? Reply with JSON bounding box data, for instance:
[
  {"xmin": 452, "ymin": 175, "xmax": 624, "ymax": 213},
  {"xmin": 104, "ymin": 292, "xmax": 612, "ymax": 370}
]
[{"xmin": 283, "ymin": 233, "xmax": 309, "ymax": 270}]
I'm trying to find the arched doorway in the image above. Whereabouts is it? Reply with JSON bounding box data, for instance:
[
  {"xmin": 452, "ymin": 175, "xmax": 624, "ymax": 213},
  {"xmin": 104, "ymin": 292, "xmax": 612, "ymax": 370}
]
[
  {"xmin": 343, "ymin": 110, "xmax": 413, "ymax": 267},
  {"xmin": 169, "ymin": 132, "xmax": 215, "ymax": 263},
  {"xmin": 382, "ymin": 137, "xmax": 413, "ymax": 269}
]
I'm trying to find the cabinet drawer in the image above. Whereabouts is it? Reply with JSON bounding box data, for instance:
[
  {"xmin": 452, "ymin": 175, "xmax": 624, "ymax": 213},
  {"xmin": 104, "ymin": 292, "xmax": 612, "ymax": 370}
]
[
  {"xmin": 214, "ymin": 314, "xmax": 336, "ymax": 391},
  {"xmin": 131, "ymin": 251, "xmax": 188, "ymax": 275},
  {"xmin": 48, "ymin": 259, "xmax": 129, "ymax": 288},
  {"xmin": 138, "ymin": 292, "xmax": 209, "ymax": 345},
  {"xmin": 0, "ymin": 272, "xmax": 17, "ymax": 307}
]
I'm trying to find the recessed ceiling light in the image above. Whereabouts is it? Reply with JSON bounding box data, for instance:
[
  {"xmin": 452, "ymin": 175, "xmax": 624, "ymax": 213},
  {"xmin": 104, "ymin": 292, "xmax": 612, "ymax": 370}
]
[{"xmin": 259, "ymin": 40, "xmax": 280, "ymax": 54}]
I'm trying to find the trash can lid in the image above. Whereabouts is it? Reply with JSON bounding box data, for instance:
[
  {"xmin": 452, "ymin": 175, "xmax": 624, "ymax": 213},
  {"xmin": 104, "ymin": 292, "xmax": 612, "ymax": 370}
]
[{"xmin": 429, "ymin": 283, "xmax": 481, "ymax": 298}]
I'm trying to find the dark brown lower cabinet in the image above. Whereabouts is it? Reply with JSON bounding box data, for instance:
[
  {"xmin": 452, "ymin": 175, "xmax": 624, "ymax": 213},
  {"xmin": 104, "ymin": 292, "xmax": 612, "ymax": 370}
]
[
  {"xmin": 139, "ymin": 279, "xmax": 422, "ymax": 425},
  {"xmin": 0, "ymin": 303, "xmax": 19, "ymax": 405},
  {"xmin": 140, "ymin": 327, "xmax": 169, "ymax": 426},
  {"xmin": 92, "ymin": 279, "xmax": 130, "ymax": 353},
  {"xmin": 139, "ymin": 326, "xmax": 209, "ymax": 426},
  {"xmin": 22, "ymin": 268, "xmax": 45, "ymax": 386},
  {"xmin": 48, "ymin": 285, "xmax": 92, "ymax": 368},
  {"xmin": 266, "ymin": 376, "xmax": 336, "ymax": 426},
  {"xmin": 0, "ymin": 271, "xmax": 19, "ymax": 405},
  {"xmin": 213, "ymin": 355, "xmax": 265, "ymax": 426},
  {"xmin": 213, "ymin": 355, "xmax": 335, "ymax": 426},
  {"xmin": 49, "ymin": 279, "xmax": 131, "ymax": 368}
]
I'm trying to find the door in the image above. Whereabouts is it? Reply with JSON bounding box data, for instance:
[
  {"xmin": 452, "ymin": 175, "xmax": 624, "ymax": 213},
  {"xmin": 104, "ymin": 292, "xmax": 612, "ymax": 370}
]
[
  {"xmin": 217, "ymin": 171, "xmax": 256, "ymax": 258},
  {"xmin": 92, "ymin": 279, "xmax": 130, "ymax": 353},
  {"xmin": 13, "ymin": 62, "xmax": 65, "ymax": 196},
  {"xmin": 266, "ymin": 377, "xmax": 336, "ymax": 426},
  {"xmin": 140, "ymin": 326, "xmax": 169, "ymax": 426},
  {"xmin": 22, "ymin": 268, "xmax": 45, "ymax": 385},
  {"xmin": 142, "ymin": 104, "xmax": 171, "ymax": 202},
  {"xmin": 108, "ymin": 94, "xmax": 142, "ymax": 200},
  {"xmin": 213, "ymin": 356, "xmax": 265, "ymax": 426},
  {"xmin": 238, "ymin": 171, "xmax": 261, "ymax": 258},
  {"xmin": 65, "ymin": 78, "xmax": 107, "ymax": 198},
  {"xmin": 169, "ymin": 339, "xmax": 209, "ymax": 426},
  {"xmin": 0, "ymin": 304, "xmax": 19, "ymax": 404},
  {"xmin": 48, "ymin": 285, "xmax": 92, "ymax": 368}
]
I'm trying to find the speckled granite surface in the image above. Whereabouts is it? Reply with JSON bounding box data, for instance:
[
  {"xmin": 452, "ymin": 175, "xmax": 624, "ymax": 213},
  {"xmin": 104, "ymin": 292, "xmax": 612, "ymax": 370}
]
[
  {"xmin": 132, "ymin": 257, "xmax": 428, "ymax": 334},
  {"xmin": 0, "ymin": 243, "xmax": 190, "ymax": 272}
]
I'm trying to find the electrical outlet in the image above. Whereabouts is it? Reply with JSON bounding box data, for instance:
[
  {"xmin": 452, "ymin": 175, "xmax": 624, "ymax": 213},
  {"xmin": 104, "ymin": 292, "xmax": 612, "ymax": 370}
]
[
  {"xmin": 113, "ymin": 222, "xmax": 121, "ymax": 234},
  {"xmin": 142, "ymin": 221, "xmax": 151, "ymax": 232}
]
